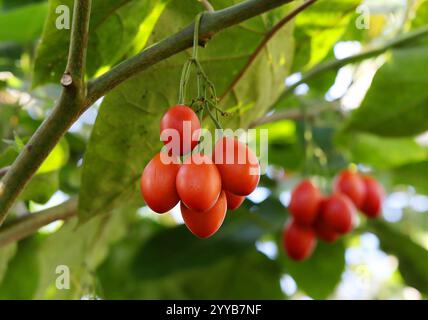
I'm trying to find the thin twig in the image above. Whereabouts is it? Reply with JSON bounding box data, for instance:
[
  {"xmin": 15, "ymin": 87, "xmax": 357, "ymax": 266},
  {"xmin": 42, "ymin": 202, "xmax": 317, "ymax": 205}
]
[
  {"xmin": 249, "ymin": 104, "xmax": 335, "ymax": 128},
  {"xmin": 220, "ymin": 0, "xmax": 318, "ymax": 101},
  {"xmin": 198, "ymin": 0, "xmax": 215, "ymax": 12},
  {"xmin": 0, "ymin": 198, "xmax": 77, "ymax": 248},
  {"xmin": 269, "ymin": 24, "xmax": 428, "ymax": 110}
]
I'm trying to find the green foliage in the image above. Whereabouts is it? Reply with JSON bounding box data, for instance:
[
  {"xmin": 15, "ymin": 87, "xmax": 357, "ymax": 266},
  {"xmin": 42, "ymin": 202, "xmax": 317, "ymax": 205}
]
[
  {"xmin": 292, "ymin": 0, "xmax": 361, "ymax": 72},
  {"xmin": 0, "ymin": 2, "xmax": 48, "ymax": 43},
  {"xmin": 280, "ymin": 240, "xmax": 346, "ymax": 299},
  {"xmin": 336, "ymin": 132, "xmax": 428, "ymax": 169},
  {"xmin": 33, "ymin": 0, "xmax": 167, "ymax": 87},
  {"xmin": 0, "ymin": 243, "xmax": 16, "ymax": 284},
  {"xmin": 345, "ymin": 46, "xmax": 428, "ymax": 137},
  {"xmin": 371, "ymin": 220, "xmax": 428, "ymax": 295}
]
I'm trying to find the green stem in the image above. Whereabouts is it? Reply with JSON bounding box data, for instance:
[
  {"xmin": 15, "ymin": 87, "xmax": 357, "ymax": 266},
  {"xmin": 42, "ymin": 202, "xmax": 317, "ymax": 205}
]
[
  {"xmin": 270, "ymin": 24, "xmax": 428, "ymax": 110},
  {"xmin": 0, "ymin": 198, "xmax": 77, "ymax": 248},
  {"xmin": 0, "ymin": 0, "xmax": 92, "ymax": 225}
]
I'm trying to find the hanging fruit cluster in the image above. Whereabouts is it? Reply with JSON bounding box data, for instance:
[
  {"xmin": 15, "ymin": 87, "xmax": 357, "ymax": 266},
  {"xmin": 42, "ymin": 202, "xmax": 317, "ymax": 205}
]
[
  {"xmin": 283, "ymin": 169, "xmax": 385, "ymax": 261},
  {"xmin": 140, "ymin": 14, "xmax": 260, "ymax": 239},
  {"xmin": 140, "ymin": 109, "xmax": 260, "ymax": 238}
]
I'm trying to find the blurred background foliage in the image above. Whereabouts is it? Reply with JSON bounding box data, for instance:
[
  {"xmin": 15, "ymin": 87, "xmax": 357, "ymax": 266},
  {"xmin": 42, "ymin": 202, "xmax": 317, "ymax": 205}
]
[{"xmin": 0, "ymin": 0, "xmax": 428, "ymax": 299}]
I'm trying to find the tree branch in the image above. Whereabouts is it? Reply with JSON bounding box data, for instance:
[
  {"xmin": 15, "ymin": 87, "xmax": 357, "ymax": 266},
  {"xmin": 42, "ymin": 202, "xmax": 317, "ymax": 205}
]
[
  {"xmin": 0, "ymin": 0, "xmax": 92, "ymax": 225},
  {"xmin": 0, "ymin": 198, "xmax": 77, "ymax": 248},
  {"xmin": 84, "ymin": 0, "xmax": 296, "ymax": 109},
  {"xmin": 0, "ymin": 166, "xmax": 10, "ymax": 179},
  {"xmin": 221, "ymin": 0, "xmax": 317, "ymax": 101},
  {"xmin": 270, "ymin": 24, "xmax": 428, "ymax": 109},
  {"xmin": 249, "ymin": 104, "xmax": 335, "ymax": 127}
]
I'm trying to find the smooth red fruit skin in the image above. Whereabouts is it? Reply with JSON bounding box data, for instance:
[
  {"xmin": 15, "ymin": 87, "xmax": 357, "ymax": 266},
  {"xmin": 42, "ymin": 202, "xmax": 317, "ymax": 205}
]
[
  {"xmin": 212, "ymin": 137, "xmax": 260, "ymax": 196},
  {"xmin": 288, "ymin": 180, "xmax": 322, "ymax": 226},
  {"xmin": 319, "ymin": 194, "xmax": 355, "ymax": 235},
  {"xmin": 160, "ymin": 105, "xmax": 201, "ymax": 156},
  {"xmin": 181, "ymin": 191, "xmax": 227, "ymax": 239},
  {"xmin": 225, "ymin": 191, "xmax": 245, "ymax": 211},
  {"xmin": 334, "ymin": 169, "xmax": 366, "ymax": 209},
  {"xmin": 283, "ymin": 220, "xmax": 316, "ymax": 261},
  {"xmin": 314, "ymin": 198, "xmax": 340, "ymax": 243},
  {"xmin": 176, "ymin": 154, "xmax": 221, "ymax": 212},
  {"xmin": 140, "ymin": 153, "xmax": 180, "ymax": 214},
  {"xmin": 361, "ymin": 176, "xmax": 384, "ymax": 218}
]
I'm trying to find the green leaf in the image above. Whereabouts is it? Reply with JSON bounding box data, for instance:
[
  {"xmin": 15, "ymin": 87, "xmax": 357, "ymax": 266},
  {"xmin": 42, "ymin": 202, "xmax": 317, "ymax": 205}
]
[
  {"xmin": 0, "ymin": 238, "xmax": 41, "ymax": 299},
  {"xmin": 34, "ymin": 206, "xmax": 135, "ymax": 299},
  {"xmin": 336, "ymin": 132, "xmax": 427, "ymax": 169},
  {"xmin": 371, "ymin": 220, "xmax": 428, "ymax": 295},
  {"xmin": 280, "ymin": 240, "xmax": 346, "ymax": 299},
  {"xmin": 99, "ymin": 218, "xmax": 283, "ymax": 299},
  {"xmin": 292, "ymin": 0, "xmax": 361, "ymax": 72},
  {"xmin": 345, "ymin": 46, "xmax": 428, "ymax": 137},
  {"xmin": 0, "ymin": 243, "xmax": 17, "ymax": 285},
  {"xmin": 79, "ymin": 0, "xmax": 295, "ymax": 221},
  {"xmin": 412, "ymin": 0, "xmax": 428, "ymax": 29},
  {"xmin": 37, "ymin": 138, "xmax": 69, "ymax": 174},
  {"xmin": 0, "ymin": 2, "xmax": 48, "ymax": 43},
  {"xmin": 133, "ymin": 216, "xmax": 266, "ymax": 280},
  {"xmin": 20, "ymin": 171, "xmax": 59, "ymax": 204},
  {"xmin": 33, "ymin": 0, "xmax": 167, "ymax": 87},
  {"xmin": 391, "ymin": 161, "xmax": 428, "ymax": 195}
]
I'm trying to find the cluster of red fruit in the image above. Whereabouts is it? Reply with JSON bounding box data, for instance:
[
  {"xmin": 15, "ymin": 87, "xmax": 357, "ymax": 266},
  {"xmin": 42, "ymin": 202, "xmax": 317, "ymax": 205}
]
[
  {"xmin": 140, "ymin": 105, "xmax": 260, "ymax": 238},
  {"xmin": 283, "ymin": 169, "xmax": 385, "ymax": 261}
]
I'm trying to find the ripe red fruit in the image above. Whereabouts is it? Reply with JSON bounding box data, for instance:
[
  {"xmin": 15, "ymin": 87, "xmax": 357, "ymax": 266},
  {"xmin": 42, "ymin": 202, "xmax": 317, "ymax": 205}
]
[
  {"xmin": 140, "ymin": 153, "xmax": 180, "ymax": 214},
  {"xmin": 319, "ymin": 193, "xmax": 355, "ymax": 235},
  {"xmin": 334, "ymin": 169, "xmax": 366, "ymax": 209},
  {"xmin": 288, "ymin": 180, "xmax": 322, "ymax": 226},
  {"xmin": 160, "ymin": 105, "xmax": 201, "ymax": 156},
  {"xmin": 225, "ymin": 191, "xmax": 245, "ymax": 210},
  {"xmin": 181, "ymin": 191, "xmax": 227, "ymax": 239},
  {"xmin": 212, "ymin": 137, "xmax": 260, "ymax": 196},
  {"xmin": 361, "ymin": 176, "xmax": 384, "ymax": 218},
  {"xmin": 176, "ymin": 153, "xmax": 221, "ymax": 212},
  {"xmin": 283, "ymin": 220, "xmax": 316, "ymax": 261}
]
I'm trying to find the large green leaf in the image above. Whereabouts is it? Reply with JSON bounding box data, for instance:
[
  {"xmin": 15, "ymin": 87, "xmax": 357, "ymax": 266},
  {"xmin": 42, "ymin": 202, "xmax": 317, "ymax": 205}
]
[
  {"xmin": 336, "ymin": 132, "xmax": 428, "ymax": 169},
  {"xmin": 0, "ymin": 238, "xmax": 41, "ymax": 299},
  {"xmin": 391, "ymin": 160, "xmax": 428, "ymax": 195},
  {"xmin": 33, "ymin": 0, "xmax": 167, "ymax": 87},
  {"xmin": 20, "ymin": 171, "xmax": 59, "ymax": 204},
  {"xmin": 0, "ymin": 243, "xmax": 17, "ymax": 285},
  {"xmin": 279, "ymin": 239, "xmax": 346, "ymax": 299},
  {"xmin": 292, "ymin": 0, "xmax": 361, "ymax": 72},
  {"xmin": 98, "ymin": 219, "xmax": 283, "ymax": 299},
  {"xmin": 371, "ymin": 220, "xmax": 428, "ymax": 295},
  {"xmin": 79, "ymin": 0, "xmax": 296, "ymax": 221},
  {"xmin": 345, "ymin": 46, "xmax": 428, "ymax": 137},
  {"xmin": 34, "ymin": 206, "xmax": 134, "ymax": 299},
  {"xmin": 0, "ymin": 2, "xmax": 48, "ymax": 43},
  {"xmin": 133, "ymin": 213, "xmax": 268, "ymax": 280}
]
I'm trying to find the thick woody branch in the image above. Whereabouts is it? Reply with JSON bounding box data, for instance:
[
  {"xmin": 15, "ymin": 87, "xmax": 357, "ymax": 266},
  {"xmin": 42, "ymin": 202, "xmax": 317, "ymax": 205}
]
[{"xmin": 0, "ymin": 0, "xmax": 92, "ymax": 225}]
